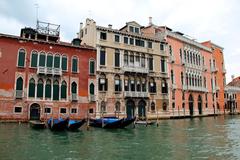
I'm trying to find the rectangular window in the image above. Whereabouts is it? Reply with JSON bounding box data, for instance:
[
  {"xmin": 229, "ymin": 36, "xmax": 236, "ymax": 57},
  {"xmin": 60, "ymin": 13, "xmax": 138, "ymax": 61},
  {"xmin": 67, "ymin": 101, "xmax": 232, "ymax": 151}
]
[
  {"xmin": 115, "ymin": 35, "xmax": 120, "ymax": 42},
  {"xmin": 149, "ymin": 57, "xmax": 153, "ymax": 71},
  {"xmin": 72, "ymin": 58, "xmax": 78, "ymax": 73},
  {"xmin": 31, "ymin": 53, "xmax": 38, "ymax": 67},
  {"xmin": 135, "ymin": 39, "xmax": 145, "ymax": 47},
  {"xmin": 161, "ymin": 59, "xmax": 166, "ymax": 72},
  {"xmin": 60, "ymin": 108, "xmax": 67, "ymax": 114},
  {"xmin": 160, "ymin": 44, "xmax": 164, "ymax": 51},
  {"xmin": 89, "ymin": 108, "xmax": 94, "ymax": 114},
  {"xmin": 46, "ymin": 55, "xmax": 53, "ymax": 68},
  {"xmin": 169, "ymin": 45, "xmax": 172, "ymax": 55},
  {"xmin": 14, "ymin": 106, "xmax": 22, "ymax": 113},
  {"xmin": 54, "ymin": 56, "xmax": 60, "ymax": 68},
  {"xmin": 148, "ymin": 41, "xmax": 152, "ymax": 48},
  {"xmin": 124, "ymin": 37, "xmax": 128, "ymax": 44},
  {"xmin": 71, "ymin": 108, "xmax": 77, "ymax": 114},
  {"xmin": 135, "ymin": 27, "xmax": 140, "ymax": 34},
  {"xmin": 39, "ymin": 54, "xmax": 46, "ymax": 67},
  {"xmin": 129, "ymin": 26, "xmax": 134, "ymax": 32},
  {"xmin": 89, "ymin": 60, "xmax": 95, "ymax": 74},
  {"xmin": 44, "ymin": 107, "xmax": 51, "ymax": 114},
  {"xmin": 130, "ymin": 38, "xmax": 134, "ymax": 45},
  {"xmin": 18, "ymin": 51, "xmax": 25, "ymax": 67},
  {"xmin": 115, "ymin": 51, "xmax": 120, "ymax": 67},
  {"xmin": 61, "ymin": 56, "xmax": 67, "ymax": 71},
  {"xmin": 100, "ymin": 50, "xmax": 106, "ymax": 66},
  {"xmin": 100, "ymin": 32, "xmax": 107, "ymax": 40}
]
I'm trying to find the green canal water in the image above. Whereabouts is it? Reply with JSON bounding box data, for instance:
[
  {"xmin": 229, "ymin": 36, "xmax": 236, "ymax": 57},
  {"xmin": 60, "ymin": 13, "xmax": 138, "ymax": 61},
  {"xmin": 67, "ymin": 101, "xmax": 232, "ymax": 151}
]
[{"xmin": 1, "ymin": 116, "xmax": 240, "ymax": 160}]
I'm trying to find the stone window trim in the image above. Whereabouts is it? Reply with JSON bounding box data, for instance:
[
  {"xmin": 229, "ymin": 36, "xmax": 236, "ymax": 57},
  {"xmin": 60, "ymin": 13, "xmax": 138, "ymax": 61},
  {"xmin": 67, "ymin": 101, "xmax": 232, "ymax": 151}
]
[
  {"xmin": 14, "ymin": 106, "xmax": 23, "ymax": 114},
  {"xmin": 44, "ymin": 106, "xmax": 52, "ymax": 114},
  {"xmin": 59, "ymin": 107, "xmax": 68, "ymax": 114},
  {"xmin": 70, "ymin": 108, "xmax": 78, "ymax": 114},
  {"xmin": 17, "ymin": 48, "xmax": 26, "ymax": 68}
]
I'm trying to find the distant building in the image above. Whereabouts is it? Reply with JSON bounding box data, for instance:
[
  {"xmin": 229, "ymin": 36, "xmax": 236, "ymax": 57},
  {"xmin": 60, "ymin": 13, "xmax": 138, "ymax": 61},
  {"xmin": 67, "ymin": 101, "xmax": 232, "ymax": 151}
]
[
  {"xmin": 0, "ymin": 21, "xmax": 96, "ymax": 121},
  {"xmin": 225, "ymin": 76, "xmax": 240, "ymax": 114}
]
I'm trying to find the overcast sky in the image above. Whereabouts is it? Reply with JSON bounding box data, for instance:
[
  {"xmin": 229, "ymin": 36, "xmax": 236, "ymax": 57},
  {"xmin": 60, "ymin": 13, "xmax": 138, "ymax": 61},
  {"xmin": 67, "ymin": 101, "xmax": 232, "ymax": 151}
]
[{"xmin": 0, "ymin": 0, "xmax": 239, "ymax": 82}]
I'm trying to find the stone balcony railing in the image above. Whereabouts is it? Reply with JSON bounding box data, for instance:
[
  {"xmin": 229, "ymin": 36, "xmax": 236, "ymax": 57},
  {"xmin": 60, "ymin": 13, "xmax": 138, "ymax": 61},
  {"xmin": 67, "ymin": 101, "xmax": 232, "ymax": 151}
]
[
  {"xmin": 169, "ymin": 55, "xmax": 175, "ymax": 63},
  {"xmin": 211, "ymin": 66, "xmax": 218, "ymax": 73},
  {"xmin": 37, "ymin": 67, "xmax": 62, "ymax": 76},
  {"xmin": 182, "ymin": 85, "xmax": 208, "ymax": 92},
  {"xmin": 124, "ymin": 91, "xmax": 149, "ymax": 98},
  {"xmin": 71, "ymin": 93, "xmax": 78, "ymax": 101},
  {"xmin": 15, "ymin": 90, "xmax": 23, "ymax": 99},
  {"xmin": 122, "ymin": 65, "xmax": 149, "ymax": 74},
  {"xmin": 89, "ymin": 95, "xmax": 96, "ymax": 102}
]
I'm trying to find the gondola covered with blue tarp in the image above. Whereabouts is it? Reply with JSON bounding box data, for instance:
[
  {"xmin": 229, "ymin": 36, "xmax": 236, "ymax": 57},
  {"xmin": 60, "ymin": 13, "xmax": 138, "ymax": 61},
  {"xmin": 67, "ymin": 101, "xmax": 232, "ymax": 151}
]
[
  {"xmin": 67, "ymin": 119, "xmax": 86, "ymax": 131},
  {"xmin": 48, "ymin": 117, "xmax": 69, "ymax": 131}
]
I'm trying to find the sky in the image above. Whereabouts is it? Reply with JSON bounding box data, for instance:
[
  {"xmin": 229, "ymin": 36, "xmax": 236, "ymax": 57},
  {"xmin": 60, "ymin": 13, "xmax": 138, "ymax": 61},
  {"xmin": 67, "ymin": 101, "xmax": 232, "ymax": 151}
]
[{"xmin": 0, "ymin": 0, "xmax": 239, "ymax": 83}]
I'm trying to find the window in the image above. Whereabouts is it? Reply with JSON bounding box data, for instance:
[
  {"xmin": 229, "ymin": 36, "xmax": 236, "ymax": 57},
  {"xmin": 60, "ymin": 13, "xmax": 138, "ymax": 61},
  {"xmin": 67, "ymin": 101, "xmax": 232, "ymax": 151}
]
[
  {"xmin": 172, "ymin": 102, "xmax": 175, "ymax": 108},
  {"xmin": 151, "ymin": 102, "xmax": 155, "ymax": 112},
  {"xmin": 135, "ymin": 39, "xmax": 145, "ymax": 47},
  {"xmin": 172, "ymin": 90, "xmax": 175, "ymax": 100},
  {"xmin": 130, "ymin": 38, "xmax": 134, "ymax": 45},
  {"xmin": 60, "ymin": 108, "xmax": 67, "ymax": 114},
  {"xmin": 72, "ymin": 56, "xmax": 78, "ymax": 73},
  {"xmin": 39, "ymin": 52, "xmax": 46, "ymax": 67},
  {"xmin": 169, "ymin": 45, "xmax": 172, "ymax": 55},
  {"xmin": 46, "ymin": 54, "xmax": 53, "ymax": 68},
  {"xmin": 136, "ymin": 78, "xmax": 141, "ymax": 91},
  {"xmin": 142, "ymin": 78, "xmax": 146, "ymax": 92},
  {"xmin": 115, "ymin": 102, "xmax": 121, "ymax": 112},
  {"xmin": 115, "ymin": 49, "xmax": 120, "ymax": 67},
  {"xmin": 149, "ymin": 78, "xmax": 156, "ymax": 93},
  {"xmin": 148, "ymin": 41, "xmax": 152, "ymax": 48},
  {"xmin": 130, "ymin": 53, "xmax": 134, "ymax": 66},
  {"xmin": 16, "ymin": 77, "xmax": 23, "ymax": 92},
  {"xmin": 135, "ymin": 54, "xmax": 140, "ymax": 67},
  {"xmin": 89, "ymin": 108, "xmax": 94, "ymax": 114},
  {"xmin": 71, "ymin": 82, "xmax": 77, "ymax": 94},
  {"xmin": 37, "ymin": 79, "xmax": 43, "ymax": 98},
  {"xmin": 14, "ymin": 106, "xmax": 22, "ymax": 113},
  {"xmin": 171, "ymin": 70, "xmax": 174, "ymax": 84},
  {"xmin": 135, "ymin": 27, "xmax": 140, "ymax": 34},
  {"xmin": 129, "ymin": 26, "xmax": 134, "ymax": 32},
  {"xmin": 53, "ymin": 80, "xmax": 59, "ymax": 100},
  {"xmin": 149, "ymin": 56, "xmax": 153, "ymax": 71},
  {"xmin": 130, "ymin": 77, "xmax": 135, "ymax": 91},
  {"xmin": 161, "ymin": 59, "xmax": 166, "ymax": 72},
  {"xmin": 45, "ymin": 79, "xmax": 51, "ymax": 99},
  {"xmin": 115, "ymin": 35, "xmax": 120, "ymax": 42},
  {"xmin": 28, "ymin": 78, "xmax": 35, "ymax": 98},
  {"xmin": 17, "ymin": 49, "xmax": 26, "ymax": 67},
  {"xmin": 89, "ymin": 83, "xmax": 95, "ymax": 95},
  {"xmin": 89, "ymin": 60, "xmax": 95, "ymax": 74},
  {"xmin": 114, "ymin": 75, "xmax": 122, "ymax": 92},
  {"xmin": 30, "ymin": 51, "xmax": 38, "ymax": 67},
  {"xmin": 124, "ymin": 37, "xmax": 128, "ymax": 44},
  {"xmin": 61, "ymin": 81, "xmax": 67, "ymax": 99},
  {"xmin": 71, "ymin": 108, "xmax": 77, "ymax": 114},
  {"xmin": 124, "ymin": 51, "xmax": 128, "ymax": 66},
  {"xmin": 141, "ymin": 54, "xmax": 145, "ymax": 67},
  {"xmin": 61, "ymin": 55, "xmax": 67, "ymax": 71},
  {"xmin": 100, "ymin": 101, "xmax": 106, "ymax": 113},
  {"xmin": 99, "ymin": 74, "xmax": 108, "ymax": 91},
  {"xmin": 44, "ymin": 107, "xmax": 51, "ymax": 114},
  {"xmin": 100, "ymin": 48, "xmax": 106, "ymax": 66},
  {"xmin": 54, "ymin": 54, "xmax": 60, "ymax": 68},
  {"xmin": 160, "ymin": 43, "xmax": 164, "ymax": 51},
  {"xmin": 162, "ymin": 79, "xmax": 168, "ymax": 94},
  {"xmin": 182, "ymin": 91, "xmax": 185, "ymax": 100},
  {"xmin": 124, "ymin": 77, "xmax": 129, "ymax": 91},
  {"xmin": 181, "ymin": 72, "xmax": 184, "ymax": 85},
  {"xmin": 100, "ymin": 32, "xmax": 107, "ymax": 40}
]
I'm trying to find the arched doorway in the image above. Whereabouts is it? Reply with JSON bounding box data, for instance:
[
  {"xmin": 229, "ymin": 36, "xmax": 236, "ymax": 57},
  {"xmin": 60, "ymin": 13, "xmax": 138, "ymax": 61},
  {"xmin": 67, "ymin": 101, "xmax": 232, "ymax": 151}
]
[
  {"xmin": 30, "ymin": 103, "xmax": 40, "ymax": 120},
  {"xmin": 198, "ymin": 95, "xmax": 202, "ymax": 115},
  {"xmin": 126, "ymin": 99, "xmax": 135, "ymax": 118},
  {"xmin": 138, "ymin": 100, "xmax": 146, "ymax": 119},
  {"xmin": 188, "ymin": 94, "xmax": 194, "ymax": 116}
]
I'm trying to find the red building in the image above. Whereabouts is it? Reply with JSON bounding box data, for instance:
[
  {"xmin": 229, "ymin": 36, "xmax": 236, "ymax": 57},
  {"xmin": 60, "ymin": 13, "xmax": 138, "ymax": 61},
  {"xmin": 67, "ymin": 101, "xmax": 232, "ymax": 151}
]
[{"xmin": 0, "ymin": 21, "xmax": 96, "ymax": 122}]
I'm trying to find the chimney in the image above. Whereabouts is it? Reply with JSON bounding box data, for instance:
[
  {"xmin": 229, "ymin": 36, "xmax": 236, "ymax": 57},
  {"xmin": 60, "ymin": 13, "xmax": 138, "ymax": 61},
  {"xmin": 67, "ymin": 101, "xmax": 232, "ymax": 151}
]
[
  {"xmin": 149, "ymin": 17, "xmax": 152, "ymax": 25},
  {"xmin": 108, "ymin": 24, "xmax": 112, "ymax": 29},
  {"xmin": 79, "ymin": 22, "xmax": 83, "ymax": 39}
]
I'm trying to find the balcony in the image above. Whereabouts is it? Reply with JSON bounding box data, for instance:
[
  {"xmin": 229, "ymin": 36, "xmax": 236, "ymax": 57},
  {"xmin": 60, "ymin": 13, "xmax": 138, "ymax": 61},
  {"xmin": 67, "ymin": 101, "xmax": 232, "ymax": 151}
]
[
  {"xmin": 122, "ymin": 66, "xmax": 149, "ymax": 74},
  {"xmin": 37, "ymin": 67, "xmax": 62, "ymax": 76},
  {"xmin": 71, "ymin": 94, "xmax": 78, "ymax": 101},
  {"xmin": 124, "ymin": 91, "xmax": 149, "ymax": 98},
  {"xmin": 213, "ymin": 86, "xmax": 220, "ymax": 92},
  {"xmin": 211, "ymin": 66, "xmax": 218, "ymax": 73},
  {"xmin": 181, "ymin": 59, "xmax": 186, "ymax": 65},
  {"xmin": 89, "ymin": 95, "xmax": 96, "ymax": 102},
  {"xmin": 170, "ymin": 55, "xmax": 175, "ymax": 63},
  {"xmin": 15, "ymin": 90, "xmax": 23, "ymax": 99},
  {"xmin": 182, "ymin": 85, "xmax": 208, "ymax": 92},
  {"xmin": 202, "ymin": 66, "xmax": 207, "ymax": 72}
]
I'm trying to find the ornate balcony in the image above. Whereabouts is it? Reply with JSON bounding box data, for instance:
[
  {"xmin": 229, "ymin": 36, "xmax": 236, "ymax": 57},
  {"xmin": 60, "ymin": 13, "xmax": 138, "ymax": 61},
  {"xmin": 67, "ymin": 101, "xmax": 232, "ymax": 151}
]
[
  {"xmin": 182, "ymin": 85, "xmax": 208, "ymax": 92},
  {"xmin": 202, "ymin": 66, "xmax": 208, "ymax": 72},
  {"xmin": 71, "ymin": 94, "xmax": 78, "ymax": 101},
  {"xmin": 37, "ymin": 67, "xmax": 62, "ymax": 76},
  {"xmin": 89, "ymin": 95, "xmax": 96, "ymax": 102},
  {"xmin": 124, "ymin": 91, "xmax": 149, "ymax": 98},
  {"xmin": 211, "ymin": 66, "xmax": 218, "ymax": 73},
  {"xmin": 122, "ymin": 66, "xmax": 149, "ymax": 74},
  {"xmin": 15, "ymin": 90, "xmax": 23, "ymax": 99},
  {"xmin": 170, "ymin": 55, "xmax": 175, "ymax": 63}
]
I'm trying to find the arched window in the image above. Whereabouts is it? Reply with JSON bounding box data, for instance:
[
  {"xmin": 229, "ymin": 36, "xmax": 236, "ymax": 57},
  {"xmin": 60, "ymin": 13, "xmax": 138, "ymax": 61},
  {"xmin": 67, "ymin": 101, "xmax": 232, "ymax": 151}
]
[
  {"xmin": 171, "ymin": 70, "xmax": 174, "ymax": 84},
  {"xmin": 193, "ymin": 53, "xmax": 195, "ymax": 65},
  {"xmin": 130, "ymin": 76, "xmax": 135, "ymax": 91},
  {"xmin": 71, "ymin": 82, "xmax": 77, "ymax": 94},
  {"xmin": 115, "ymin": 101, "xmax": 120, "ymax": 112},
  {"xmin": 100, "ymin": 48, "xmax": 106, "ymax": 66},
  {"xmin": 53, "ymin": 80, "xmax": 59, "ymax": 100},
  {"xmin": 115, "ymin": 49, "xmax": 120, "ymax": 67},
  {"xmin": 16, "ymin": 77, "xmax": 23, "ymax": 98},
  {"xmin": 72, "ymin": 56, "xmax": 78, "ymax": 73},
  {"xmin": 100, "ymin": 101, "xmax": 106, "ymax": 112},
  {"xmin": 61, "ymin": 81, "xmax": 67, "ymax": 99},
  {"xmin": 124, "ymin": 51, "xmax": 128, "ymax": 66},
  {"xmin": 114, "ymin": 75, "xmax": 122, "ymax": 92},
  {"xmin": 45, "ymin": 79, "xmax": 51, "ymax": 99},
  {"xmin": 136, "ymin": 77, "xmax": 141, "ymax": 92},
  {"xmin": 61, "ymin": 55, "xmax": 68, "ymax": 71},
  {"xmin": 30, "ymin": 50, "xmax": 38, "ymax": 67},
  {"xmin": 141, "ymin": 53, "xmax": 145, "ymax": 67},
  {"xmin": 142, "ymin": 78, "xmax": 146, "ymax": 92},
  {"xmin": 181, "ymin": 72, "xmax": 184, "ymax": 85},
  {"xmin": 149, "ymin": 78, "xmax": 156, "ymax": 93},
  {"xmin": 46, "ymin": 53, "xmax": 53, "ymax": 68},
  {"xmin": 151, "ymin": 102, "xmax": 155, "ymax": 112},
  {"xmin": 39, "ymin": 52, "xmax": 46, "ymax": 67},
  {"xmin": 124, "ymin": 76, "xmax": 129, "ymax": 91},
  {"xmin": 163, "ymin": 102, "xmax": 167, "ymax": 111},
  {"xmin": 54, "ymin": 54, "xmax": 60, "ymax": 68},
  {"xmin": 28, "ymin": 78, "xmax": 35, "ymax": 97},
  {"xmin": 190, "ymin": 52, "xmax": 192, "ymax": 64},
  {"xmin": 89, "ymin": 83, "xmax": 95, "ymax": 95},
  {"xmin": 89, "ymin": 59, "xmax": 95, "ymax": 74},
  {"xmin": 161, "ymin": 79, "xmax": 168, "ymax": 94},
  {"xmin": 37, "ymin": 79, "xmax": 44, "ymax": 98},
  {"xmin": 17, "ymin": 49, "xmax": 26, "ymax": 67},
  {"xmin": 135, "ymin": 53, "xmax": 140, "ymax": 67},
  {"xmin": 99, "ymin": 74, "xmax": 107, "ymax": 91},
  {"xmin": 129, "ymin": 52, "xmax": 134, "ymax": 66}
]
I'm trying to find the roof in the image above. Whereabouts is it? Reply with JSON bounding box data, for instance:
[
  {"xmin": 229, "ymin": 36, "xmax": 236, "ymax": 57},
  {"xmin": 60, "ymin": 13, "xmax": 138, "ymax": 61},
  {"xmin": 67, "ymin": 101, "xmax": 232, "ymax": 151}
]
[
  {"xmin": 0, "ymin": 33, "xmax": 95, "ymax": 51},
  {"xmin": 227, "ymin": 76, "xmax": 240, "ymax": 87}
]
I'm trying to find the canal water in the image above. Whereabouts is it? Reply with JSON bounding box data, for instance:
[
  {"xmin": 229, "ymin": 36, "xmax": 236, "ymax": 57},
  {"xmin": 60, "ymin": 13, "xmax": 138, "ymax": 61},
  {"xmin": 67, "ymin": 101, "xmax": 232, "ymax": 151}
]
[{"xmin": 1, "ymin": 116, "xmax": 240, "ymax": 160}]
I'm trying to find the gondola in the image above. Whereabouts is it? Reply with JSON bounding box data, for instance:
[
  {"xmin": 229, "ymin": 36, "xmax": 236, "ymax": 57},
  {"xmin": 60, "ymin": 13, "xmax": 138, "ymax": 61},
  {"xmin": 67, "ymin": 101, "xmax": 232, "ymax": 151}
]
[
  {"xmin": 120, "ymin": 117, "xmax": 136, "ymax": 128},
  {"xmin": 67, "ymin": 119, "xmax": 86, "ymax": 131},
  {"xmin": 29, "ymin": 120, "xmax": 46, "ymax": 129},
  {"xmin": 89, "ymin": 117, "xmax": 124, "ymax": 129},
  {"xmin": 47, "ymin": 117, "xmax": 69, "ymax": 131}
]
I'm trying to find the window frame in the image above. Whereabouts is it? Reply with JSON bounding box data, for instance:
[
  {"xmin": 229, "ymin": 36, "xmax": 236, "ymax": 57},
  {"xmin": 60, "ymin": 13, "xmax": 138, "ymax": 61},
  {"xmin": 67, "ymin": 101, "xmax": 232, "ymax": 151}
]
[
  {"xmin": 17, "ymin": 48, "xmax": 26, "ymax": 68},
  {"xmin": 14, "ymin": 106, "xmax": 23, "ymax": 114}
]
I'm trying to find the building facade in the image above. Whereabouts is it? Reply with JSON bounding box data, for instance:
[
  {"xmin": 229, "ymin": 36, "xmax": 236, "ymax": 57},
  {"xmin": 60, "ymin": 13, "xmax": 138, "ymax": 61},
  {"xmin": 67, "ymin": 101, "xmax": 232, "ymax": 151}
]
[
  {"xmin": 80, "ymin": 19, "xmax": 169, "ymax": 119},
  {"xmin": 0, "ymin": 21, "xmax": 96, "ymax": 121},
  {"xmin": 142, "ymin": 19, "xmax": 226, "ymax": 117}
]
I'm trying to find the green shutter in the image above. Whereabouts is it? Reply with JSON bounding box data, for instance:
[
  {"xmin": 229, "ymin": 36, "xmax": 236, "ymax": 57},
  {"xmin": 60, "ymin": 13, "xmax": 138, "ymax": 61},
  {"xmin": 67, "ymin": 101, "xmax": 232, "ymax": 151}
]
[
  {"xmin": 31, "ymin": 53, "xmax": 38, "ymax": 67},
  {"xmin": 90, "ymin": 61, "xmax": 95, "ymax": 74},
  {"xmin": 16, "ymin": 78, "xmax": 23, "ymax": 90},
  {"xmin": 18, "ymin": 50, "xmax": 25, "ymax": 67},
  {"xmin": 71, "ymin": 82, "xmax": 77, "ymax": 94},
  {"xmin": 47, "ymin": 55, "xmax": 53, "ymax": 68},
  {"xmin": 45, "ymin": 84, "xmax": 51, "ymax": 98},
  {"xmin": 28, "ymin": 82, "xmax": 35, "ymax": 97},
  {"xmin": 54, "ymin": 56, "xmax": 60, "ymax": 68},
  {"xmin": 61, "ymin": 84, "xmax": 67, "ymax": 99},
  {"xmin": 62, "ymin": 57, "xmax": 67, "ymax": 71},
  {"xmin": 39, "ymin": 54, "xmax": 46, "ymax": 67},
  {"xmin": 37, "ymin": 82, "xmax": 43, "ymax": 98},
  {"xmin": 90, "ymin": 84, "xmax": 94, "ymax": 95},
  {"xmin": 53, "ymin": 83, "xmax": 59, "ymax": 100},
  {"xmin": 72, "ymin": 58, "xmax": 78, "ymax": 72}
]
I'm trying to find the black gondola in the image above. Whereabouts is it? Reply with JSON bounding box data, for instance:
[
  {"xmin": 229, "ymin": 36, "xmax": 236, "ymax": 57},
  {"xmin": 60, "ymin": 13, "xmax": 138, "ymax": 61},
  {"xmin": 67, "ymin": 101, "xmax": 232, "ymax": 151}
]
[
  {"xmin": 67, "ymin": 119, "xmax": 86, "ymax": 131},
  {"xmin": 120, "ymin": 117, "xmax": 136, "ymax": 128},
  {"xmin": 89, "ymin": 117, "xmax": 124, "ymax": 129},
  {"xmin": 47, "ymin": 117, "xmax": 69, "ymax": 131},
  {"xmin": 29, "ymin": 120, "xmax": 46, "ymax": 129}
]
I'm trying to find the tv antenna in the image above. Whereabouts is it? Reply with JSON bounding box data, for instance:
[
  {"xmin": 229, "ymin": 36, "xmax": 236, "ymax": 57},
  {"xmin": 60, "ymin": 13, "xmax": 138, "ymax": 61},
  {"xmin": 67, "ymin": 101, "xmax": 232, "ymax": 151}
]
[{"xmin": 34, "ymin": 3, "xmax": 39, "ymax": 22}]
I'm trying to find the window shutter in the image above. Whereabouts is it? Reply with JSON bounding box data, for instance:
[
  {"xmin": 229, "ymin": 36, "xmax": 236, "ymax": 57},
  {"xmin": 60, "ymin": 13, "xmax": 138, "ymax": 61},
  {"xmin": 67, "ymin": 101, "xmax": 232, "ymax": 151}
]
[
  {"xmin": 98, "ymin": 78, "xmax": 101, "ymax": 91},
  {"xmin": 105, "ymin": 79, "xmax": 108, "ymax": 91},
  {"xmin": 18, "ymin": 51, "xmax": 25, "ymax": 67},
  {"xmin": 47, "ymin": 55, "xmax": 53, "ymax": 68},
  {"xmin": 62, "ymin": 57, "xmax": 67, "ymax": 71},
  {"xmin": 119, "ymin": 80, "xmax": 122, "ymax": 91},
  {"xmin": 31, "ymin": 53, "xmax": 38, "ymax": 67}
]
